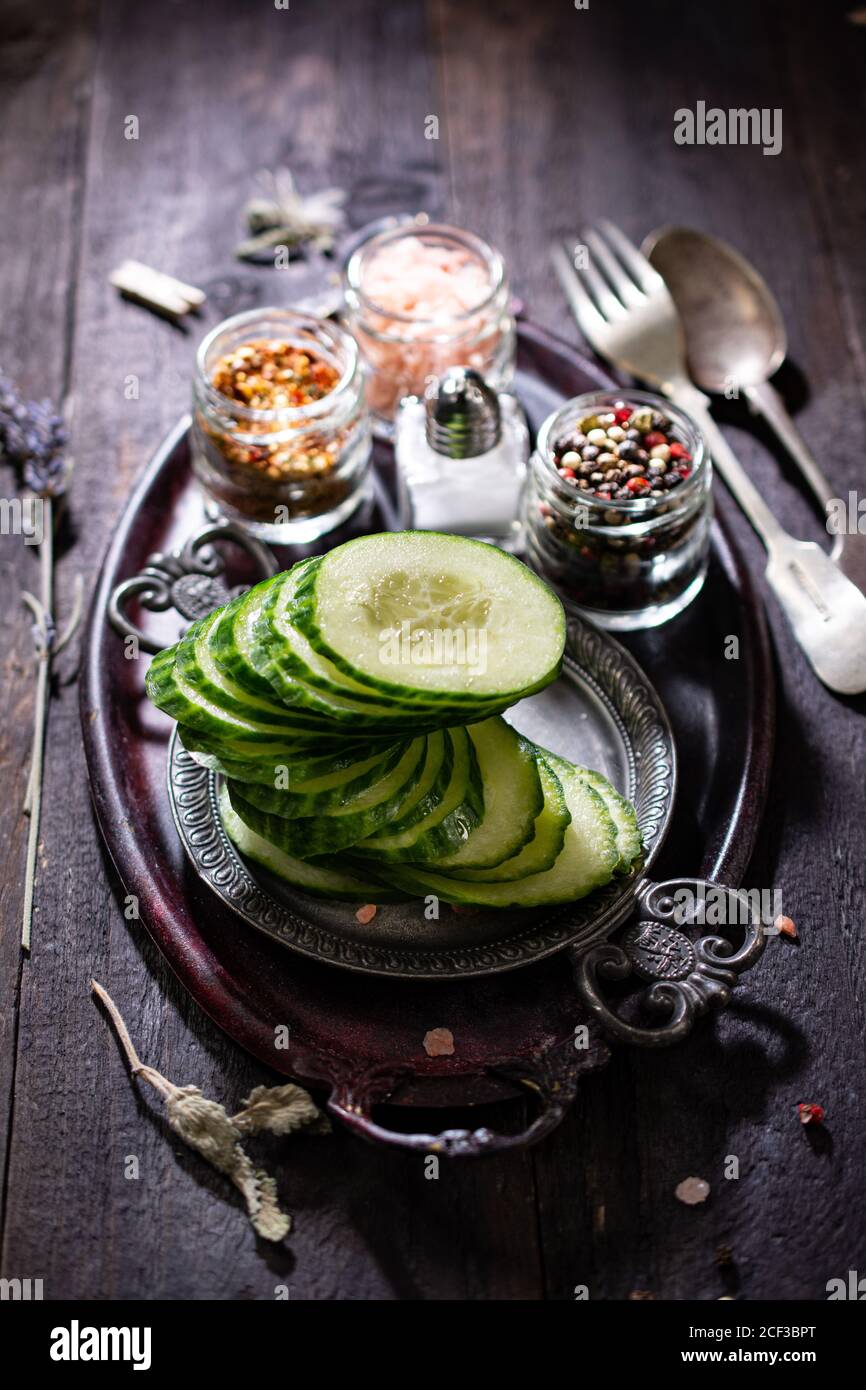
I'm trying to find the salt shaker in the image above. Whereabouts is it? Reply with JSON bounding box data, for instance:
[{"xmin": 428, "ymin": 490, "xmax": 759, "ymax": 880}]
[{"xmin": 394, "ymin": 367, "xmax": 529, "ymax": 549}]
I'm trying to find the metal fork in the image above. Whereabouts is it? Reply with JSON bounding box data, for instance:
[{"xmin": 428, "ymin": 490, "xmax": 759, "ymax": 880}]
[{"xmin": 552, "ymin": 220, "xmax": 866, "ymax": 695}]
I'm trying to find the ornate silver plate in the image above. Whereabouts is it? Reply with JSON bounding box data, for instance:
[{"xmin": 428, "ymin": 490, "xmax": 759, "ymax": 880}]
[{"xmin": 167, "ymin": 614, "xmax": 676, "ymax": 980}]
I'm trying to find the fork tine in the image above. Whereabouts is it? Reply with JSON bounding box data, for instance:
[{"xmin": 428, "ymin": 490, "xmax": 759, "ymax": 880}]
[
  {"xmin": 565, "ymin": 237, "xmax": 629, "ymax": 322},
  {"xmin": 584, "ymin": 228, "xmax": 646, "ymax": 309},
  {"xmin": 550, "ymin": 241, "xmax": 608, "ymax": 338},
  {"xmin": 595, "ymin": 218, "xmax": 666, "ymax": 295}
]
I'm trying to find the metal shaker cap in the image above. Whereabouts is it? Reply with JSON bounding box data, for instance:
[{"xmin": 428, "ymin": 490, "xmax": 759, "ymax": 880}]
[{"xmin": 424, "ymin": 367, "xmax": 501, "ymax": 458}]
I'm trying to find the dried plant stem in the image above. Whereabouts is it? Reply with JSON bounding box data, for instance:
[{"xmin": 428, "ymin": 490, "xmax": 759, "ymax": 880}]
[
  {"xmin": 20, "ymin": 499, "xmax": 53, "ymax": 951},
  {"xmin": 20, "ymin": 507, "xmax": 82, "ymax": 951},
  {"xmin": 91, "ymin": 980, "xmax": 328, "ymax": 1241},
  {"xmin": 90, "ymin": 978, "xmax": 173, "ymax": 1099}
]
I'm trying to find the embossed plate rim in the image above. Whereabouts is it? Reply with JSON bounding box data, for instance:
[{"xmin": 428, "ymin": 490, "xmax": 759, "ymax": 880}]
[{"xmin": 167, "ymin": 612, "xmax": 675, "ymax": 980}]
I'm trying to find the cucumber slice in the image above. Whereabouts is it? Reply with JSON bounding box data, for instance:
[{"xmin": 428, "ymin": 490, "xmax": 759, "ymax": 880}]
[
  {"xmin": 219, "ymin": 786, "xmax": 407, "ymax": 902},
  {"xmin": 378, "ymin": 765, "xmax": 619, "ymax": 908},
  {"xmin": 146, "ymin": 648, "xmax": 311, "ymax": 743},
  {"xmin": 228, "ymin": 737, "xmax": 428, "ymax": 857},
  {"xmin": 290, "ymin": 532, "xmax": 565, "ymax": 705},
  {"xmin": 351, "ymin": 726, "xmax": 484, "ymax": 863},
  {"xmin": 178, "ymin": 608, "xmax": 337, "ymax": 728},
  {"xmin": 212, "ymin": 563, "xmax": 427, "ymax": 725},
  {"xmin": 252, "ymin": 566, "xmax": 507, "ymax": 727},
  {"xmin": 372, "ymin": 728, "xmax": 451, "ymax": 835},
  {"xmin": 254, "ymin": 564, "xmax": 402, "ymax": 706},
  {"xmin": 287, "ymin": 744, "xmax": 405, "ymax": 794},
  {"xmin": 230, "ymin": 739, "xmax": 410, "ymax": 819},
  {"xmin": 571, "ymin": 764, "xmax": 642, "ymax": 872},
  {"xmin": 448, "ymin": 754, "xmax": 571, "ymax": 881},
  {"xmin": 211, "ymin": 573, "xmax": 292, "ymax": 701},
  {"xmin": 179, "ymin": 729, "xmax": 372, "ymax": 786},
  {"xmin": 418, "ymin": 716, "xmax": 543, "ymax": 870}
]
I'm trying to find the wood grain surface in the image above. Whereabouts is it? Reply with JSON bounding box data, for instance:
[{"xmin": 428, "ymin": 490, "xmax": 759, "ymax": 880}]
[{"xmin": 1, "ymin": 0, "xmax": 864, "ymax": 1300}]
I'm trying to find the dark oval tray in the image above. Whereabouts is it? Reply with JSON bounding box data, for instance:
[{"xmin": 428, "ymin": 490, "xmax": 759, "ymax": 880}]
[{"xmin": 80, "ymin": 322, "xmax": 775, "ymax": 1151}]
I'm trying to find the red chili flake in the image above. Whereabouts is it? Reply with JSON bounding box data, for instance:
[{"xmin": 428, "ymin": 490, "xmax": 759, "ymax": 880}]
[
  {"xmin": 775, "ymin": 914, "xmax": 798, "ymax": 939},
  {"xmin": 798, "ymin": 1102, "xmax": 824, "ymax": 1126},
  {"xmin": 676, "ymin": 465, "xmax": 692, "ymax": 478},
  {"xmin": 643, "ymin": 430, "xmax": 667, "ymax": 448},
  {"xmin": 614, "ymin": 407, "xmax": 632, "ymax": 425},
  {"xmin": 626, "ymin": 476, "xmax": 652, "ymax": 494},
  {"xmin": 423, "ymin": 1027, "xmax": 455, "ymax": 1057},
  {"xmin": 355, "ymin": 903, "xmax": 377, "ymax": 925},
  {"xmin": 669, "ymin": 442, "xmax": 691, "ymax": 461}
]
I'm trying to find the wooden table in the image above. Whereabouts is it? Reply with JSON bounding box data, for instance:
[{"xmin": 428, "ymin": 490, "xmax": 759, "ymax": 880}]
[{"xmin": 2, "ymin": 0, "xmax": 864, "ymax": 1301}]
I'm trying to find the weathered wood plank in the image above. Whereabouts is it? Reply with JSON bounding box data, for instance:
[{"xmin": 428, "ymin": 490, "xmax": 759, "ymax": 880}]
[
  {"xmin": 1, "ymin": 0, "xmax": 543, "ymax": 1300},
  {"xmin": 434, "ymin": 0, "xmax": 866, "ymax": 1299},
  {"xmin": 0, "ymin": 0, "xmax": 97, "ymax": 1233}
]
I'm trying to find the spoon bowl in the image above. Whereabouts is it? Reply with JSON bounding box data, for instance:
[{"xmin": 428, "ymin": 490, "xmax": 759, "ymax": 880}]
[{"xmin": 643, "ymin": 224, "xmax": 866, "ymax": 596}]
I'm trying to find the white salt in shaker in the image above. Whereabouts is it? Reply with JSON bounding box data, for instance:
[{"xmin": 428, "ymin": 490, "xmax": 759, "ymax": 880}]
[{"xmin": 394, "ymin": 367, "xmax": 528, "ymax": 551}]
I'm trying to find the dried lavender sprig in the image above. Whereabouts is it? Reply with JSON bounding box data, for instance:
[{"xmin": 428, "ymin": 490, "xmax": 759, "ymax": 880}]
[
  {"xmin": 0, "ymin": 369, "xmax": 77, "ymax": 950},
  {"xmin": 0, "ymin": 371, "xmax": 69, "ymax": 498}
]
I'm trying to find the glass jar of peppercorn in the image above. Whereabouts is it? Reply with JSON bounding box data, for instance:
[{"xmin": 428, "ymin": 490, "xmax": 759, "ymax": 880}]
[
  {"xmin": 192, "ymin": 308, "xmax": 372, "ymax": 543},
  {"xmin": 521, "ymin": 391, "xmax": 712, "ymax": 630}
]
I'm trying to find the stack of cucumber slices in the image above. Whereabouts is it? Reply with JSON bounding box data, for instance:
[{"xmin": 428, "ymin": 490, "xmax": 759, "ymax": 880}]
[{"xmin": 146, "ymin": 532, "xmax": 641, "ymax": 907}]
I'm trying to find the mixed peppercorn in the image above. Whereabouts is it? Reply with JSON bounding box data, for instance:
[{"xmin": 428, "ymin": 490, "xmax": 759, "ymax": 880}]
[
  {"xmin": 523, "ymin": 394, "xmax": 711, "ymax": 621},
  {"xmin": 552, "ymin": 401, "xmax": 692, "ymax": 503}
]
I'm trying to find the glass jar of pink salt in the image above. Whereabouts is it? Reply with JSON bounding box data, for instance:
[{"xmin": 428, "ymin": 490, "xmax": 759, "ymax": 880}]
[{"xmin": 342, "ymin": 222, "xmax": 516, "ymax": 431}]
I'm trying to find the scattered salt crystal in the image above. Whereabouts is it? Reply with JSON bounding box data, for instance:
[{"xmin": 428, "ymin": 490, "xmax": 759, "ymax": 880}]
[
  {"xmin": 774, "ymin": 914, "xmax": 798, "ymax": 939},
  {"xmin": 423, "ymin": 1028, "xmax": 455, "ymax": 1057},
  {"xmin": 675, "ymin": 1176, "xmax": 710, "ymax": 1206}
]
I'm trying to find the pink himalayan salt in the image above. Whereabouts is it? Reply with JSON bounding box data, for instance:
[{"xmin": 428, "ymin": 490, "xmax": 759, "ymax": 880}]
[
  {"xmin": 361, "ymin": 236, "xmax": 491, "ymax": 325},
  {"xmin": 423, "ymin": 1028, "xmax": 455, "ymax": 1057},
  {"xmin": 355, "ymin": 903, "xmax": 377, "ymax": 925},
  {"xmin": 674, "ymin": 1176, "xmax": 710, "ymax": 1206},
  {"xmin": 355, "ymin": 234, "xmax": 502, "ymax": 418}
]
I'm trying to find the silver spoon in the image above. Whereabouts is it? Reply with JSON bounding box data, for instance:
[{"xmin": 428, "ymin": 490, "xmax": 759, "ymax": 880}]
[{"xmin": 642, "ymin": 225, "xmax": 866, "ymax": 597}]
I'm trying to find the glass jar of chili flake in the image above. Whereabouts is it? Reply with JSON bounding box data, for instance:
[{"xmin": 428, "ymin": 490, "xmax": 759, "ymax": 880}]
[
  {"xmin": 192, "ymin": 308, "xmax": 372, "ymax": 542},
  {"xmin": 521, "ymin": 391, "xmax": 712, "ymax": 630}
]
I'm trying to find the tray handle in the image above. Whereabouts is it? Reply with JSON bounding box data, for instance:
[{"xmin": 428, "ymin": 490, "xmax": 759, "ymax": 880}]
[
  {"xmin": 325, "ymin": 1034, "xmax": 609, "ymax": 1157},
  {"xmin": 107, "ymin": 519, "xmax": 278, "ymax": 653},
  {"xmin": 573, "ymin": 877, "xmax": 768, "ymax": 1047}
]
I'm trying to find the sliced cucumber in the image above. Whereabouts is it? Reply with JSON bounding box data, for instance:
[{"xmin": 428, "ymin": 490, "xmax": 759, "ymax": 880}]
[
  {"xmin": 254, "ymin": 564, "xmax": 401, "ymax": 706},
  {"xmin": 177, "ymin": 608, "xmax": 334, "ymax": 728},
  {"xmin": 372, "ymin": 728, "xmax": 451, "ymax": 835},
  {"xmin": 230, "ymin": 739, "xmax": 410, "ymax": 820},
  {"xmin": 211, "ymin": 573, "xmax": 292, "ymax": 701},
  {"xmin": 351, "ymin": 726, "xmax": 484, "ymax": 863},
  {"xmin": 416, "ymin": 716, "xmax": 543, "ymax": 870},
  {"xmin": 571, "ymin": 764, "xmax": 642, "ymax": 873},
  {"xmin": 228, "ymin": 736, "xmax": 428, "ymax": 857},
  {"xmin": 448, "ymin": 755, "xmax": 571, "ymax": 882},
  {"xmin": 252, "ymin": 566, "xmax": 506, "ymax": 727},
  {"xmin": 286, "ymin": 744, "xmax": 405, "ymax": 795},
  {"xmin": 290, "ymin": 532, "xmax": 565, "ymax": 705},
  {"xmin": 146, "ymin": 649, "xmax": 310, "ymax": 743},
  {"xmin": 219, "ymin": 786, "xmax": 407, "ymax": 902},
  {"xmin": 179, "ymin": 728, "xmax": 372, "ymax": 786},
  {"xmin": 377, "ymin": 764, "xmax": 619, "ymax": 908}
]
